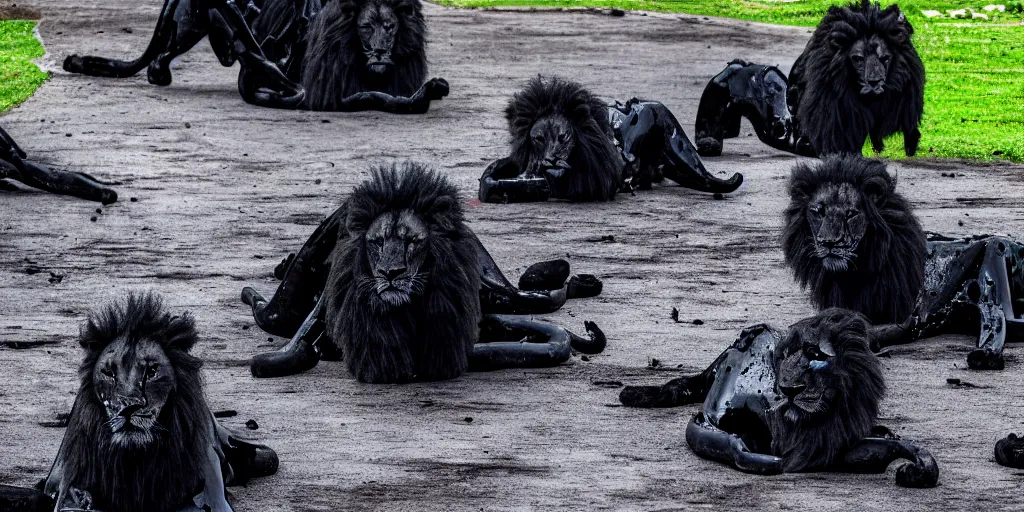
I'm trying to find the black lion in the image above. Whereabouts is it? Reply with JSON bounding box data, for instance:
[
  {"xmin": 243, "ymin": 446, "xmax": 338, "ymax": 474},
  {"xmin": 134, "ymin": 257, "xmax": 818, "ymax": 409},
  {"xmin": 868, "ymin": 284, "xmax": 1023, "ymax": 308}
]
[
  {"xmin": 62, "ymin": 0, "xmax": 448, "ymax": 113},
  {"xmin": 782, "ymin": 155, "xmax": 1024, "ymax": 370},
  {"xmin": 619, "ymin": 309, "xmax": 938, "ymax": 487},
  {"xmin": 41, "ymin": 293, "xmax": 278, "ymax": 512},
  {"xmin": 242, "ymin": 162, "xmax": 606, "ymax": 383},
  {"xmin": 695, "ymin": 1, "xmax": 925, "ymax": 157},
  {"xmin": 479, "ymin": 76, "xmax": 743, "ymax": 203}
]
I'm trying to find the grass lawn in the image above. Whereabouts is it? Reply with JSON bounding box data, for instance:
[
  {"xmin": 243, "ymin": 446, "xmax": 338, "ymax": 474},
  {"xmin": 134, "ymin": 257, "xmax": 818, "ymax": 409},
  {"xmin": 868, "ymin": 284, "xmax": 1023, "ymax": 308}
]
[
  {"xmin": 0, "ymin": 20, "xmax": 49, "ymax": 113},
  {"xmin": 435, "ymin": 0, "xmax": 1024, "ymax": 162}
]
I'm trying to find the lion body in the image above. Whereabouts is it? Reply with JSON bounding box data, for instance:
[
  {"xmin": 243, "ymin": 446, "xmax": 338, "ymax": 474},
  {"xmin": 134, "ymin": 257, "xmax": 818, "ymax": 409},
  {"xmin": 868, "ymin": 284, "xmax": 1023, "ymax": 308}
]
[
  {"xmin": 782, "ymin": 156, "xmax": 927, "ymax": 324},
  {"xmin": 788, "ymin": 1, "xmax": 924, "ymax": 156},
  {"xmin": 324, "ymin": 163, "xmax": 482, "ymax": 383},
  {"xmin": 50, "ymin": 294, "xmax": 210, "ymax": 512},
  {"xmin": 506, "ymin": 77, "xmax": 622, "ymax": 202},
  {"xmin": 253, "ymin": 0, "xmax": 428, "ymax": 111},
  {"xmin": 770, "ymin": 309, "xmax": 885, "ymax": 471}
]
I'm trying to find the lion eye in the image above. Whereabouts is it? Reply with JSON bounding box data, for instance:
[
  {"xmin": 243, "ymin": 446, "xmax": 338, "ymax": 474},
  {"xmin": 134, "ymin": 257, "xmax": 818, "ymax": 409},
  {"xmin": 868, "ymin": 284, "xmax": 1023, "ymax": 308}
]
[
  {"xmin": 804, "ymin": 346, "xmax": 829, "ymax": 361},
  {"xmin": 559, "ymin": 132, "xmax": 571, "ymax": 143},
  {"xmin": 808, "ymin": 205, "xmax": 822, "ymax": 214},
  {"xmin": 101, "ymin": 367, "xmax": 115, "ymax": 378},
  {"xmin": 533, "ymin": 135, "xmax": 544, "ymax": 143},
  {"xmin": 146, "ymin": 364, "xmax": 160, "ymax": 378}
]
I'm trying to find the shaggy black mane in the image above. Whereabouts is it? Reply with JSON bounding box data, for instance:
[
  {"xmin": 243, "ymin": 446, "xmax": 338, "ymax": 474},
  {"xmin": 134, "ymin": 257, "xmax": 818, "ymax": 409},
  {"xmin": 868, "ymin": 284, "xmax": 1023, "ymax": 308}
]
[
  {"xmin": 296, "ymin": 0, "xmax": 427, "ymax": 110},
  {"xmin": 325, "ymin": 162, "xmax": 482, "ymax": 383},
  {"xmin": 58, "ymin": 293, "xmax": 209, "ymax": 512},
  {"xmin": 506, "ymin": 76, "xmax": 622, "ymax": 201},
  {"xmin": 789, "ymin": 0, "xmax": 924, "ymax": 155},
  {"xmin": 782, "ymin": 156, "xmax": 927, "ymax": 324},
  {"xmin": 771, "ymin": 308, "xmax": 885, "ymax": 471}
]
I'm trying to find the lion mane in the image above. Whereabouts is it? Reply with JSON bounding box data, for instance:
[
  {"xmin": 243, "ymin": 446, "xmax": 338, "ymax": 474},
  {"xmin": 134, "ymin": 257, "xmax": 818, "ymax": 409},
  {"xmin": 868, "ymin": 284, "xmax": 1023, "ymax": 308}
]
[
  {"xmin": 254, "ymin": 0, "xmax": 428, "ymax": 111},
  {"xmin": 324, "ymin": 162, "xmax": 482, "ymax": 383},
  {"xmin": 771, "ymin": 308, "xmax": 885, "ymax": 471},
  {"xmin": 506, "ymin": 76, "xmax": 622, "ymax": 202},
  {"xmin": 782, "ymin": 156, "xmax": 927, "ymax": 324},
  {"xmin": 56, "ymin": 293, "xmax": 209, "ymax": 512},
  {"xmin": 788, "ymin": 0, "xmax": 925, "ymax": 155}
]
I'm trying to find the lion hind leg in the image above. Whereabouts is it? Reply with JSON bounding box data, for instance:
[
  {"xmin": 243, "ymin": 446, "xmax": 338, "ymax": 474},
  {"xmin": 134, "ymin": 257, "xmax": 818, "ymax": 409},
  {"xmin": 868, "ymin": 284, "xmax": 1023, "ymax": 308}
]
[{"xmin": 63, "ymin": 0, "xmax": 185, "ymax": 79}]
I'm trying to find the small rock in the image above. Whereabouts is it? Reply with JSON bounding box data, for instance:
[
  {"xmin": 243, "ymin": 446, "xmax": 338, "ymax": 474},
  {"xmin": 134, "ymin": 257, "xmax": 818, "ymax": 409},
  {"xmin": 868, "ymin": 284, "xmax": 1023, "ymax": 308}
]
[
  {"xmin": 580, "ymin": 355, "xmax": 590, "ymax": 362},
  {"xmin": 25, "ymin": 265, "xmax": 41, "ymax": 275},
  {"xmin": 315, "ymin": 179, "xmax": 322, "ymax": 184},
  {"xmin": 213, "ymin": 410, "xmax": 238, "ymax": 418},
  {"xmin": 245, "ymin": 419, "xmax": 259, "ymax": 430},
  {"xmin": 95, "ymin": 208, "xmax": 103, "ymax": 214},
  {"xmin": 90, "ymin": 216, "xmax": 97, "ymax": 222},
  {"xmin": 122, "ymin": 27, "xmax": 133, "ymax": 33},
  {"xmin": 321, "ymin": 119, "xmax": 331, "ymax": 123},
  {"xmin": 130, "ymin": 197, "xmax": 138, "ymax": 202},
  {"xmin": 48, "ymin": 272, "xmax": 64, "ymax": 284},
  {"xmin": 713, "ymin": 193, "xmax": 724, "ymax": 200},
  {"xmin": 648, "ymin": 358, "xmax": 661, "ymax": 369},
  {"xmin": 693, "ymin": 319, "xmax": 704, "ymax": 326},
  {"xmin": 671, "ymin": 307, "xmax": 681, "ymax": 323},
  {"xmin": 921, "ymin": 9, "xmax": 943, "ymax": 17},
  {"xmin": 65, "ymin": 133, "xmax": 72, "ymax": 137},
  {"xmin": 959, "ymin": 220, "xmax": 965, "ymax": 226},
  {"xmin": 463, "ymin": 417, "xmax": 473, "ymax": 423},
  {"xmin": 184, "ymin": 122, "xmax": 191, "ymax": 129}
]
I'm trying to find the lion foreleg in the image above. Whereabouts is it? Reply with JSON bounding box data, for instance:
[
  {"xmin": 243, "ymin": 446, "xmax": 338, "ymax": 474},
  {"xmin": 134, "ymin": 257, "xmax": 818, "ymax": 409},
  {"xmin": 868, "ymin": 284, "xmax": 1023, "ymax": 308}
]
[
  {"xmin": 684, "ymin": 412, "xmax": 784, "ymax": 475},
  {"xmin": 320, "ymin": 78, "xmax": 450, "ymax": 114},
  {"xmin": 473, "ymin": 234, "xmax": 579, "ymax": 315},
  {"xmin": 469, "ymin": 315, "xmax": 605, "ymax": 371},
  {"xmin": 477, "ymin": 157, "xmax": 551, "ymax": 203},
  {"xmin": 837, "ymin": 437, "xmax": 939, "ymax": 488}
]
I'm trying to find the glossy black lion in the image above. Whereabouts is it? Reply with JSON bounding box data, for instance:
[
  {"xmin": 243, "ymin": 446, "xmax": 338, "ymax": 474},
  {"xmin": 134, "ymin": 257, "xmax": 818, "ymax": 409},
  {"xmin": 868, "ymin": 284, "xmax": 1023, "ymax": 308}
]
[
  {"xmin": 42, "ymin": 293, "xmax": 278, "ymax": 512},
  {"xmin": 62, "ymin": 0, "xmax": 448, "ymax": 113},
  {"xmin": 783, "ymin": 155, "xmax": 1024, "ymax": 370},
  {"xmin": 242, "ymin": 162, "xmax": 606, "ymax": 383},
  {"xmin": 620, "ymin": 309, "xmax": 938, "ymax": 487},
  {"xmin": 696, "ymin": 1, "xmax": 925, "ymax": 157},
  {"xmin": 479, "ymin": 76, "xmax": 742, "ymax": 203}
]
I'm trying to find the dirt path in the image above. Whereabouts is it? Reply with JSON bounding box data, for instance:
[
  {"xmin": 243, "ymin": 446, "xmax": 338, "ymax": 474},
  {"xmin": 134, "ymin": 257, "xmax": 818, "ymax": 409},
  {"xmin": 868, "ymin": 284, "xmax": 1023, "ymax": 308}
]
[{"xmin": 2, "ymin": 2, "xmax": 1023, "ymax": 511}]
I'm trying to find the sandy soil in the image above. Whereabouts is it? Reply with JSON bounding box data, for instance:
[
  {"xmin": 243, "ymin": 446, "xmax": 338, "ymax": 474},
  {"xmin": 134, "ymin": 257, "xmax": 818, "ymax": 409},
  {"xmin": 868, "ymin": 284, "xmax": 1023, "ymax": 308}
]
[{"xmin": 2, "ymin": 2, "xmax": 1024, "ymax": 511}]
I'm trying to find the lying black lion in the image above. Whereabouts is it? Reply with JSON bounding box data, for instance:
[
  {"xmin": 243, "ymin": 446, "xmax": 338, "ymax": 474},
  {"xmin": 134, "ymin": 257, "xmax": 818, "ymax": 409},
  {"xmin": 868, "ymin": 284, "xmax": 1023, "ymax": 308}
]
[
  {"xmin": 1, "ymin": 126, "xmax": 117, "ymax": 204},
  {"xmin": 782, "ymin": 155, "xmax": 1024, "ymax": 371},
  {"xmin": 242, "ymin": 162, "xmax": 606, "ymax": 383},
  {"xmin": 619, "ymin": 309, "xmax": 939, "ymax": 487},
  {"xmin": 478, "ymin": 76, "xmax": 743, "ymax": 203},
  {"xmin": 695, "ymin": 1, "xmax": 924, "ymax": 157},
  {"xmin": 63, "ymin": 0, "xmax": 448, "ymax": 113},
  {"xmin": 40, "ymin": 293, "xmax": 278, "ymax": 512}
]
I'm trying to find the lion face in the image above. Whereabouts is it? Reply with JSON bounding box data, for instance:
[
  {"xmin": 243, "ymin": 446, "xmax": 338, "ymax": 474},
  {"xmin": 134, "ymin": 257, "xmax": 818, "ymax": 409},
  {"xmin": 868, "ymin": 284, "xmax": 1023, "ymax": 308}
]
[
  {"xmin": 354, "ymin": 0, "xmax": 418, "ymax": 75},
  {"xmin": 92, "ymin": 336, "xmax": 175, "ymax": 448},
  {"xmin": 364, "ymin": 210, "xmax": 430, "ymax": 308},
  {"xmin": 527, "ymin": 115, "xmax": 574, "ymax": 179},
  {"xmin": 848, "ymin": 35, "xmax": 892, "ymax": 95},
  {"xmin": 805, "ymin": 183, "xmax": 867, "ymax": 273}
]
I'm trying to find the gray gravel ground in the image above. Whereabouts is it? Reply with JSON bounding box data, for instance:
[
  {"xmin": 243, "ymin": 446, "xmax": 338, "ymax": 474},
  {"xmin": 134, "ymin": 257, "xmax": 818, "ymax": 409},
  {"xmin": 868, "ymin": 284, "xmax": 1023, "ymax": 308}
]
[{"xmin": 2, "ymin": 2, "xmax": 1024, "ymax": 510}]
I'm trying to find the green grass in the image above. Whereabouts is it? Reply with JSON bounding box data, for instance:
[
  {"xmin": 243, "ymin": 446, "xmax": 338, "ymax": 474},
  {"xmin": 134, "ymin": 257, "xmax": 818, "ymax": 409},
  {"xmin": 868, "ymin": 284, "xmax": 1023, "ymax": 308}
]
[
  {"xmin": 435, "ymin": 0, "xmax": 1024, "ymax": 161},
  {"xmin": 0, "ymin": 20, "xmax": 48, "ymax": 112}
]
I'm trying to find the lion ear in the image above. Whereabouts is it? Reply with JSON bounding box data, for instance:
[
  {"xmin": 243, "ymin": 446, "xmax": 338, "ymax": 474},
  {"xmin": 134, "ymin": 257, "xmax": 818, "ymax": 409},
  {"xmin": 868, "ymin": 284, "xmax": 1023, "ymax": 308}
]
[
  {"xmin": 828, "ymin": 22, "xmax": 855, "ymax": 51},
  {"xmin": 861, "ymin": 174, "xmax": 892, "ymax": 206}
]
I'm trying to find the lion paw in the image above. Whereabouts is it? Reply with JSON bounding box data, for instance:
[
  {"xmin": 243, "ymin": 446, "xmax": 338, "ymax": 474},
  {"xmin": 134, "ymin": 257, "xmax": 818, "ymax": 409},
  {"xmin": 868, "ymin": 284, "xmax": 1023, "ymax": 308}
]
[
  {"xmin": 895, "ymin": 461, "xmax": 938, "ymax": 488},
  {"xmin": 696, "ymin": 137, "xmax": 723, "ymax": 157},
  {"xmin": 424, "ymin": 78, "xmax": 450, "ymax": 101},
  {"xmin": 63, "ymin": 55, "xmax": 85, "ymax": 73},
  {"xmin": 967, "ymin": 348, "xmax": 1004, "ymax": 371}
]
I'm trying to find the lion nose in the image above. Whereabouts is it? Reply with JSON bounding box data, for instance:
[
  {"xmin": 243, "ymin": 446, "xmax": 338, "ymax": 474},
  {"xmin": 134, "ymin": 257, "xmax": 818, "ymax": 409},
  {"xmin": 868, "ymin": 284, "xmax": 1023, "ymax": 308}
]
[
  {"xmin": 780, "ymin": 384, "xmax": 806, "ymax": 399},
  {"xmin": 379, "ymin": 267, "xmax": 406, "ymax": 281}
]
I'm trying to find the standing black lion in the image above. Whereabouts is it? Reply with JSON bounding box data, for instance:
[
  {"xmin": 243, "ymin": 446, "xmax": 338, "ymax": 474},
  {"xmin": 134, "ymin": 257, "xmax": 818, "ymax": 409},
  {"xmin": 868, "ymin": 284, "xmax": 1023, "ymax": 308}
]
[
  {"xmin": 618, "ymin": 309, "xmax": 938, "ymax": 487},
  {"xmin": 62, "ymin": 0, "xmax": 448, "ymax": 113},
  {"xmin": 242, "ymin": 162, "xmax": 606, "ymax": 383},
  {"xmin": 479, "ymin": 76, "xmax": 743, "ymax": 203},
  {"xmin": 695, "ymin": 1, "xmax": 925, "ymax": 157},
  {"xmin": 782, "ymin": 155, "xmax": 1024, "ymax": 370},
  {"xmin": 41, "ymin": 293, "xmax": 278, "ymax": 512}
]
